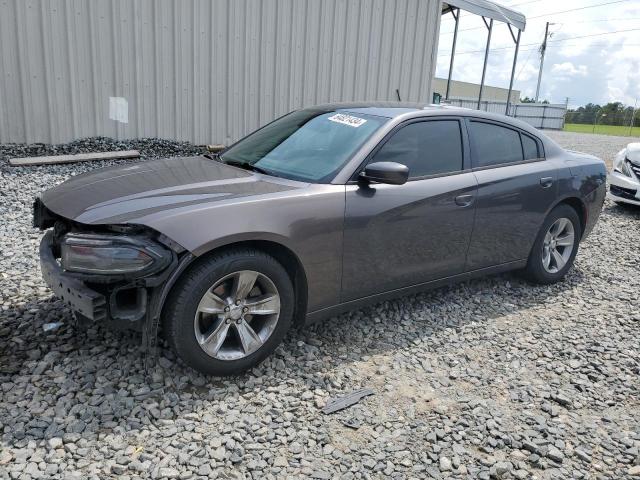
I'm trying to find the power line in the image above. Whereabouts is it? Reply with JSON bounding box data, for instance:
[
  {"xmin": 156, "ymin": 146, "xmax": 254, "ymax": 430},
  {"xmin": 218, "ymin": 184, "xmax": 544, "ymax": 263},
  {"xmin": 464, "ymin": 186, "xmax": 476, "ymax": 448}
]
[
  {"xmin": 547, "ymin": 42, "xmax": 640, "ymax": 48},
  {"xmin": 442, "ymin": 16, "xmax": 640, "ymax": 34},
  {"xmin": 437, "ymin": 28, "xmax": 640, "ymax": 56},
  {"xmin": 439, "ymin": 41, "xmax": 640, "ymax": 61},
  {"xmin": 528, "ymin": 0, "xmax": 632, "ymax": 19},
  {"xmin": 506, "ymin": 0, "xmax": 545, "ymax": 8},
  {"xmin": 437, "ymin": 41, "xmax": 640, "ymax": 85},
  {"xmin": 547, "ymin": 27, "xmax": 640, "ymax": 43},
  {"xmin": 514, "ymin": 44, "xmax": 537, "ymax": 82},
  {"xmin": 568, "ymin": 17, "xmax": 640, "ymax": 23}
]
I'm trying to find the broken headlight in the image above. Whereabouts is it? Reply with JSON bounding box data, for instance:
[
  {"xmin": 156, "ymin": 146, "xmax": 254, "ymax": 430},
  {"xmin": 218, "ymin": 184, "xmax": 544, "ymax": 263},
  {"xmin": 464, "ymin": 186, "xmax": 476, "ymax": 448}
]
[
  {"xmin": 613, "ymin": 150, "xmax": 633, "ymax": 177},
  {"xmin": 60, "ymin": 233, "xmax": 171, "ymax": 276}
]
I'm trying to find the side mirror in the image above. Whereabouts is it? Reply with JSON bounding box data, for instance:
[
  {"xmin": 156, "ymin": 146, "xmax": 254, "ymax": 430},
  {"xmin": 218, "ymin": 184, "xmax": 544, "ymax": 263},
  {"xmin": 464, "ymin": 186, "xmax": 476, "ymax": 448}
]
[{"xmin": 360, "ymin": 162, "xmax": 409, "ymax": 185}]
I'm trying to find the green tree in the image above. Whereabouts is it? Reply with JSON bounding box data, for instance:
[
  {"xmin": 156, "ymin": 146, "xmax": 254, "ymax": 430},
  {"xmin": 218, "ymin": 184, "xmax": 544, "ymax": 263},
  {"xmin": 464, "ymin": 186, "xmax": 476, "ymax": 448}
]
[
  {"xmin": 520, "ymin": 96, "xmax": 549, "ymax": 104},
  {"xmin": 565, "ymin": 102, "xmax": 639, "ymax": 126}
]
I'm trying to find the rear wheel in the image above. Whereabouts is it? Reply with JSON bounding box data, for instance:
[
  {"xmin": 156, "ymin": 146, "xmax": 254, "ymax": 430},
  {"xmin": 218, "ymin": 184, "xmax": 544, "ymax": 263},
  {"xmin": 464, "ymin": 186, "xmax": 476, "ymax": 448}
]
[
  {"xmin": 523, "ymin": 204, "xmax": 581, "ymax": 284},
  {"xmin": 163, "ymin": 249, "xmax": 294, "ymax": 375}
]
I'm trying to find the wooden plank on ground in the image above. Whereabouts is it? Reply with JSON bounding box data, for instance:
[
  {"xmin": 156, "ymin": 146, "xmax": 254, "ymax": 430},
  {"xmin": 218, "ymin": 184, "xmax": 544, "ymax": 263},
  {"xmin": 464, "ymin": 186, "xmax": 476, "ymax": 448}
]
[{"xmin": 9, "ymin": 150, "xmax": 140, "ymax": 166}]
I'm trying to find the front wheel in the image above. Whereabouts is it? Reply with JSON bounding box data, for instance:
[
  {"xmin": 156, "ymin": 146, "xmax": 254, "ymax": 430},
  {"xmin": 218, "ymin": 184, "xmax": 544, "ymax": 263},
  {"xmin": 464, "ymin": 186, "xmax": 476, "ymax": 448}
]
[
  {"xmin": 522, "ymin": 204, "xmax": 581, "ymax": 284},
  {"xmin": 163, "ymin": 249, "xmax": 294, "ymax": 375}
]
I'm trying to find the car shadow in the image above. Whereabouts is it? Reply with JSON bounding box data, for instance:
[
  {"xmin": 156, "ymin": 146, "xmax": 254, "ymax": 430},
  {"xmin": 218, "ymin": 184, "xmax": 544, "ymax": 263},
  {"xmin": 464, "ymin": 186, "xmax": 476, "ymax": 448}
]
[
  {"xmin": 303, "ymin": 267, "xmax": 586, "ymax": 355},
  {"xmin": 0, "ymin": 264, "xmax": 586, "ymax": 449},
  {"xmin": 604, "ymin": 200, "xmax": 640, "ymax": 217}
]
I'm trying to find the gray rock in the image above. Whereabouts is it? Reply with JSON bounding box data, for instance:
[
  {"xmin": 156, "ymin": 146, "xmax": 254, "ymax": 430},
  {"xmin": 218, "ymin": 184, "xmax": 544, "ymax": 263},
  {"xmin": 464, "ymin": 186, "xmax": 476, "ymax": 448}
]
[
  {"xmin": 47, "ymin": 437, "xmax": 63, "ymax": 449},
  {"xmin": 439, "ymin": 456, "xmax": 452, "ymax": 471},
  {"xmin": 288, "ymin": 442, "xmax": 303, "ymax": 455},
  {"xmin": 547, "ymin": 445, "xmax": 564, "ymax": 463},
  {"xmin": 212, "ymin": 446, "xmax": 226, "ymax": 462},
  {"xmin": 159, "ymin": 467, "xmax": 180, "ymax": 479}
]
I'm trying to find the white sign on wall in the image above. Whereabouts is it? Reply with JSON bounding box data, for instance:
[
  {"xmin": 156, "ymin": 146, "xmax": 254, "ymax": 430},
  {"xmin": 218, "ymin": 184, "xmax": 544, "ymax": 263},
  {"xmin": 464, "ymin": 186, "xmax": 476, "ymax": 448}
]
[{"xmin": 109, "ymin": 97, "xmax": 129, "ymax": 124}]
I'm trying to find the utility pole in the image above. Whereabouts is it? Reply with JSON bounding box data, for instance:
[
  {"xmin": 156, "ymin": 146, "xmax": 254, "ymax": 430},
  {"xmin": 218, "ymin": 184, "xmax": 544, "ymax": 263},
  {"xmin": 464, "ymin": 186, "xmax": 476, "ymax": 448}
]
[{"xmin": 535, "ymin": 22, "xmax": 550, "ymax": 103}]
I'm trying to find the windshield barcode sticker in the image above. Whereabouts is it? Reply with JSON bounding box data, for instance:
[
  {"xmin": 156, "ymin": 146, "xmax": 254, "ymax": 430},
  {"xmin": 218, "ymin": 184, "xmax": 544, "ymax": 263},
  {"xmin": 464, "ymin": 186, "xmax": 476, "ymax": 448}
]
[{"xmin": 328, "ymin": 113, "xmax": 367, "ymax": 128}]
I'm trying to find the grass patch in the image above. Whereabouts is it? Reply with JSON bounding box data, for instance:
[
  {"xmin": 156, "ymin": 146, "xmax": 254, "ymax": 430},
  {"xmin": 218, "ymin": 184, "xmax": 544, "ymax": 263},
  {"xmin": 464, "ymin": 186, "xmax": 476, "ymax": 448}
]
[{"xmin": 564, "ymin": 123, "xmax": 640, "ymax": 138}]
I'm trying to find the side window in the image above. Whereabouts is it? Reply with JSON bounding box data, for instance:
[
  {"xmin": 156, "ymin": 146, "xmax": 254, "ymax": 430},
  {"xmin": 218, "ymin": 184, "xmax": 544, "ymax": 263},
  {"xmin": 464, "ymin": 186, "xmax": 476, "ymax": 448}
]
[
  {"xmin": 372, "ymin": 120, "xmax": 463, "ymax": 178},
  {"xmin": 521, "ymin": 133, "xmax": 540, "ymax": 160},
  {"xmin": 469, "ymin": 121, "xmax": 523, "ymax": 168}
]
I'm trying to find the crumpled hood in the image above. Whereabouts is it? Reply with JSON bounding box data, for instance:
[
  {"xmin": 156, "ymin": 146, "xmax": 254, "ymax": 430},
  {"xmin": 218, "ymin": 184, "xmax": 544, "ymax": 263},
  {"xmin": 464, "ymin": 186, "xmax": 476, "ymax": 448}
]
[
  {"xmin": 40, "ymin": 156, "xmax": 300, "ymax": 225},
  {"xmin": 625, "ymin": 143, "xmax": 640, "ymax": 165}
]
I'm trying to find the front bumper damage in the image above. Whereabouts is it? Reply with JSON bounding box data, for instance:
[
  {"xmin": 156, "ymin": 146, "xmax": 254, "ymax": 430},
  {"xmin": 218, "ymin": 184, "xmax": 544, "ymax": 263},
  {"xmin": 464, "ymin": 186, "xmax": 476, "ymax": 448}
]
[
  {"xmin": 35, "ymin": 196, "xmax": 197, "ymax": 367},
  {"xmin": 38, "ymin": 220, "xmax": 195, "ymax": 367},
  {"xmin": 608, "ymin": 161, "xmax": 640, "ymax": 206},
  {"xmin": 40, "ymin": 231, "xmax": 108, "ymax": 321},
  {"xmin": 39, "ymin": 229, "xmax": 180, "ymax": 329},
  {"xmin": 608, "ymin": 171, "xmax": 640, "ymax": 206}
]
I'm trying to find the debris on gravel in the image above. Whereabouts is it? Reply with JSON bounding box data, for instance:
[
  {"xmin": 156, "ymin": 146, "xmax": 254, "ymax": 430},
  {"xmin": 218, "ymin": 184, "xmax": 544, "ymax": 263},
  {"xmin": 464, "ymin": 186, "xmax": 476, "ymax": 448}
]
[
  {"xmin": 1, "ymin": 133, "xmax": 639, "ymax": 479},
  {"xmin": 323, "ymin": 388, "xmax": 375, "ymax": 414}
]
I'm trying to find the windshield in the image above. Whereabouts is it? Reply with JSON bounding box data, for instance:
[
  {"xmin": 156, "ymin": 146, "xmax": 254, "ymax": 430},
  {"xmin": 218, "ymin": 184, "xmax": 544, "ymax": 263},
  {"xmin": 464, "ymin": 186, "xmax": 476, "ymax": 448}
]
[{"xmin": 220, "ymin": 109, "xmax": 388, "ymax": 182}]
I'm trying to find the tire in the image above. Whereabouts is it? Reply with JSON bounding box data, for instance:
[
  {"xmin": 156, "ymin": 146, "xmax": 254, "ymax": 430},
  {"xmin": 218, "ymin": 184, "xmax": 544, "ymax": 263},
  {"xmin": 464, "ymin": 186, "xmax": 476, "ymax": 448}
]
[
  {"xmin": 162, "ymin": 249, "xmax": 294, "ymax": 376},
  {"xmin": 522, "ymin": 204, "xmax": 581, "ymax": 285}
]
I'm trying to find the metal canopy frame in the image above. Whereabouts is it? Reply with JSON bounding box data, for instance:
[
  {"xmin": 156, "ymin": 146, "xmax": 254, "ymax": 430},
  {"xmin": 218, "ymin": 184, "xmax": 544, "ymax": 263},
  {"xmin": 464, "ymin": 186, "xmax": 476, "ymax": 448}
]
[{"xmin": 442, "ymin": 1, "xmax": 525, "ymax": 115}]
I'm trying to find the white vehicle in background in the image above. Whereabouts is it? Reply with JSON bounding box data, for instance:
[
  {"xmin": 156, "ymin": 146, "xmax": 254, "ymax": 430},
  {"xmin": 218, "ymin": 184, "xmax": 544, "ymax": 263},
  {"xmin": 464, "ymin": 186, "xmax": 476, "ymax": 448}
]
[{"xmin": 609, "ymin": 143, "xmax": 640, "ymax": 206}]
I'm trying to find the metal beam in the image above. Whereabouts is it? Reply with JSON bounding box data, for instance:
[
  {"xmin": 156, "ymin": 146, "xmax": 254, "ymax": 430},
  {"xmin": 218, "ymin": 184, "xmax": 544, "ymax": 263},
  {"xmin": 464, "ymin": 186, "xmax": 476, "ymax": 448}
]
[
  {"xmin": 445, "ymin": 8, "xmax": 460, "ymax": 100},
  {"xmin": 505, "ymin": 27, "xmax": 521, "ymax": 115},
  {"xmin": 477, "ymin": 18, "xmax": 493, "ymax": 110}
]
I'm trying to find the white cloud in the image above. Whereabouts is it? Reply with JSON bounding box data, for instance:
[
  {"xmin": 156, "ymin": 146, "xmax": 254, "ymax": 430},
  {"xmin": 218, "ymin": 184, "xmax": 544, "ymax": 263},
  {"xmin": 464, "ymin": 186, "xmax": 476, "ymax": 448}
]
[
  {"xmin": 551, "ymin": 62, "xmax": 588, "ymax": 77},
  {"xmin": 436, "ymin": 0, "xmax": 640, "ymax": 106}
]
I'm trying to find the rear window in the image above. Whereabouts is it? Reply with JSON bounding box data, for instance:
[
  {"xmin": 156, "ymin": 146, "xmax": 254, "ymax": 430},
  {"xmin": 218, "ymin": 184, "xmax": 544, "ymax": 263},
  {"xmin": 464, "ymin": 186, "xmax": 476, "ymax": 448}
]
[
  {"xmin": 522, "ymin": 133, "xmax": 540, "ymax": 160},
  {"xmin": 469, "ymin": 121, "xmax": 523, "ymax": 168}
]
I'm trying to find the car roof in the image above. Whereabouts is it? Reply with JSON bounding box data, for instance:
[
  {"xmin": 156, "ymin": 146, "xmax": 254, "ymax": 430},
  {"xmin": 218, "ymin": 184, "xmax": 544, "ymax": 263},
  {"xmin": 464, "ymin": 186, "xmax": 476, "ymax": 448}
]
[
  {"xmin": 307, "ymin": 102, "xmax": 554, "ymax": 145},
  {"xmin": 312, "ymin": 102, "xmax": 443, "ymax": 119},
  {"xmin": 311, "ymin": 102, "xmax": 524, "ymax": 124}
]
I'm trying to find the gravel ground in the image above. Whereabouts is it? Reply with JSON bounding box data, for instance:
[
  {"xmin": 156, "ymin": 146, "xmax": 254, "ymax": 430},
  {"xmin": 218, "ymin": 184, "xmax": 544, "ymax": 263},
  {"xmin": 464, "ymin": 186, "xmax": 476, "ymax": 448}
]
[
  {"xmin": 544, "ymin": 130, "xmax": 632, "ymax": 170},
  {"xmin": 1, "ymin": 133, "xmax": 639, "ymax": 480}
]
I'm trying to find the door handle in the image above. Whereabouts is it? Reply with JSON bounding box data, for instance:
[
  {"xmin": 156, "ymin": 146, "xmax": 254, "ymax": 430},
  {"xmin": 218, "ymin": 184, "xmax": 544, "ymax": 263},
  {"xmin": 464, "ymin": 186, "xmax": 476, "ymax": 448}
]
[
  {"xmin": 455, "ymin": 194, "xmax": 474, "ymax": 207},
  {"xmin": 540, "ymin": 177, "xmax": 553, "ymax": 188}
]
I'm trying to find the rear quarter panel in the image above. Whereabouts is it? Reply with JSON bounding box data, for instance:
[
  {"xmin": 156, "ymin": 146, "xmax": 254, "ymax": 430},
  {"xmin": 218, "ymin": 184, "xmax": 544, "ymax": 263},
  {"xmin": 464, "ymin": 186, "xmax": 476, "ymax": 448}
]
[{"xmin": 557, "ymin": 151, "xmax": 607, "ymax": 237}]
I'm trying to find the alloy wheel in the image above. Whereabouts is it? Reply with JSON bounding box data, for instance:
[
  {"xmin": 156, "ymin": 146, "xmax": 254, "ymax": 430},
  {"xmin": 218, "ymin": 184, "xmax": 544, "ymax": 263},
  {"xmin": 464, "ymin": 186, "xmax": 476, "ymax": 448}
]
[
  {"xmin": 541, "ymin": 217, "xmax": 575, "ymax": 274},
  {"xmin": 193, "ymin": 270, "xmax": 281, "ymax": 361}
]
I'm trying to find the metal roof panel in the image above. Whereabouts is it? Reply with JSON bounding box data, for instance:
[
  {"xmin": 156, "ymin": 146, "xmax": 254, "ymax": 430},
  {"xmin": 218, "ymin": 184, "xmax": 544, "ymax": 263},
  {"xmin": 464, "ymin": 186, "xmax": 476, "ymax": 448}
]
[{"xmin": 443, "ymin": 0, "xmax": 526, "ymax": 30}]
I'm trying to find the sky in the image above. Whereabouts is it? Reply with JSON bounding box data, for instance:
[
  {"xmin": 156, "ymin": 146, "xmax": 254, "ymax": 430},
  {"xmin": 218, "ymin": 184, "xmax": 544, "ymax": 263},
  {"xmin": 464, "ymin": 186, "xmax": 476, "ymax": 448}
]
[{"xmin": 435, "ymin": 0, "xmax": 640, "ymax": 108}]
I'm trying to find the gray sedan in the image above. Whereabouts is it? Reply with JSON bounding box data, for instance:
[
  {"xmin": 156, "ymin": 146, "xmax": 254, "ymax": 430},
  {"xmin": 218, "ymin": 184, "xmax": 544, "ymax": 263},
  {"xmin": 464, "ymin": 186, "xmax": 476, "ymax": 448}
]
[{"xmin": 34, "ymin": 103, "xmax": 607, "ymax": 375}]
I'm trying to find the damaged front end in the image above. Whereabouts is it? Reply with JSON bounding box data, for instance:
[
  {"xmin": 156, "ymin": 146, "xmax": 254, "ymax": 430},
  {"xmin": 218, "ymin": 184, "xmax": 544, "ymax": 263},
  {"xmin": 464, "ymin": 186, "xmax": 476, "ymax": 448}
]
[
  {"xmin": 34, "ymin": 197, "xmax": 191, "ymax": 335},
  {"xmin": 608, "ymin": 144, "xmax": 640, "ymax": 206}
]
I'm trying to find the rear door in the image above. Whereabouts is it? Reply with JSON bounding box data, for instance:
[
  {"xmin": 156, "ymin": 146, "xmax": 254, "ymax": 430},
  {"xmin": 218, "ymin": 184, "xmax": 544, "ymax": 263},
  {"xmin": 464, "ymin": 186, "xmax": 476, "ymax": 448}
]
[
  {"xmin": 341, "ymin": 117, "xmax": 478, "ymax": 302},
  {"xmin": 465, "ymin": 118, "xmax": 557, "ymax": 270}
]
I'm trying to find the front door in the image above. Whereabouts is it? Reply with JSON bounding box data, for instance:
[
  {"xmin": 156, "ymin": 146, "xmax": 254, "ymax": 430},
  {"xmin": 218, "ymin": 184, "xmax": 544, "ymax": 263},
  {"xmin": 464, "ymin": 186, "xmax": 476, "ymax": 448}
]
[{"xmin": 341, "ymin": 118, "xmax": 478, "ymax": 302}]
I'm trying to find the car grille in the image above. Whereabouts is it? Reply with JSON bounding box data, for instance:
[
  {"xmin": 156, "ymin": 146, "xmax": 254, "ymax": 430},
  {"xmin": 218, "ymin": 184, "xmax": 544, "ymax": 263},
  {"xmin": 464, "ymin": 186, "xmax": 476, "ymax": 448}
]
[{"xmin": 610, "ymin": 184, "xmax": 638, "ymax": 200}]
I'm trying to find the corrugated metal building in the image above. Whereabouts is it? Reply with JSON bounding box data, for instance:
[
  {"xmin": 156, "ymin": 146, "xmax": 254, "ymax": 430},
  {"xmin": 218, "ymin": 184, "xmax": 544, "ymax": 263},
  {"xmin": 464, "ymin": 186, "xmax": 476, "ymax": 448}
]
[
  {"xmin": 432, "ymin": 77, "xmax": 521, "ymax": 103},
  {"xmin": 0, "ymin": 0, "xmax": 442, "ymax": 145}
]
